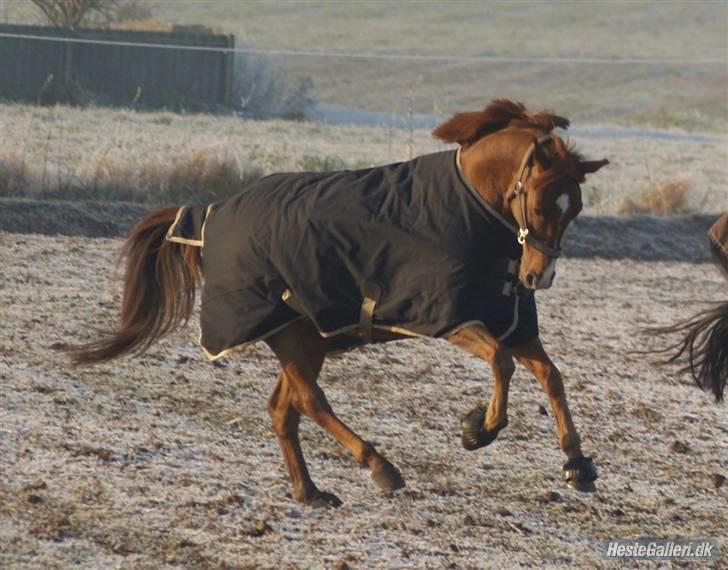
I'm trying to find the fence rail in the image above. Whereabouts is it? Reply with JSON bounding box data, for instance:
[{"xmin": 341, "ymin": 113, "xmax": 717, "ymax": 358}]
[{"xmin": 0, "ymin": 24, "xmax": 234, "ymax": 108}]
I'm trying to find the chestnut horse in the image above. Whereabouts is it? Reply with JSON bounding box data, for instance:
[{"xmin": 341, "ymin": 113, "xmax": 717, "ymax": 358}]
[{"xmin": 72, "ymin": 99, "xmax": 608, "ymax": 507}]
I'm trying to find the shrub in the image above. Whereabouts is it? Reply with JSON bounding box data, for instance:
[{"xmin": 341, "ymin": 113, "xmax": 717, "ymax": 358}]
[
  {"xmin": 30, "ymin": 0, "xmax": 152, "ymax": 29},
  {"xmin": 232, "ymin": 43, "xmax": 316, "ymax": 119},
  {"xmin": 619, "ymin": 178, "xmax": 692, "ymax": 216}
]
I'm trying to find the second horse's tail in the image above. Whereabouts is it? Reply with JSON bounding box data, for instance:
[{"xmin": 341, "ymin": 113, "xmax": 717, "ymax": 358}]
[
  {"xmin": 71, "ymin": 206, "xmax": 202, "ymax": 365},
  {"xmin": 652, "ymin": 302, "xmax": 728, "ymax": 402}
]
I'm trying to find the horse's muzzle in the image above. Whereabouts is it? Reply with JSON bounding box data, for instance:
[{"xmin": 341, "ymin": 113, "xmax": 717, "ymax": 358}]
[
  {"xmin": 521, "ymin": 271, "xmax": 555, "ymax": 290},
  {"xmin": 520, "ymin": 259, "xmax": 557, "ymax": 290}
]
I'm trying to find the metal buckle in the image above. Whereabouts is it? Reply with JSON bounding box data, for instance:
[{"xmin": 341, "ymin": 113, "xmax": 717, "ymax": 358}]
[{"xmin": 517, "ymin": 227, "xmax": 529, "ymax": 245}]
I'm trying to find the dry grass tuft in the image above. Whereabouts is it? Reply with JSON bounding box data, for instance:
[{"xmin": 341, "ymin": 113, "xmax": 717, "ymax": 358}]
[
  {"xmin": 167, "ymin": 149, "xmax": 260, "ymax": 203},
  {"xmin": 0, "ymin": 148, "xmax": 262, "ymax": 205},
  {"xmin": 618, "ymin": 178, "xmax": 692, "ymax": 216},
  {"xmin": 0, "ymin": 154, "xmax": 31, "ymax": 198},
  {"xmin": 109, "ymin": 19, "xmax": 173, "ymax": 32},
  {"xmin": 110, "ymin": 20, "xmax": 226, "ymax": 35}
]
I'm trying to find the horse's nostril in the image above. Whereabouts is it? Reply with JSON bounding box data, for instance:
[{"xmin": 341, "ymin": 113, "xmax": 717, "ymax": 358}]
[{"xmin": 526, "ymin": 272, "xmax": 538, "ymax": 288}]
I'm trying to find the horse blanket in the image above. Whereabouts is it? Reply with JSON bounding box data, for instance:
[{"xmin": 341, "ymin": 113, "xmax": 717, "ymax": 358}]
[
  {"xmin": 167, "ymin": 150, "xmax": 538, "ymax": 360},
  {"xmin": 709, "ymin": 212, "xmax": 728, "ymax": 267}
]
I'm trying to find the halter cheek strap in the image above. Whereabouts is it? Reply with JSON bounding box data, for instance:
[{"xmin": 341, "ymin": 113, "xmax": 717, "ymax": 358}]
[{"xmin": 505, "ymin": 135, "xmax": 563, "ymax": 259}]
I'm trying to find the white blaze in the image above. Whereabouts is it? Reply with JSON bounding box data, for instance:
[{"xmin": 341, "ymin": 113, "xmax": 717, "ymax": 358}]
[{"xmin": 556, "ymin": 193, "xmax": 570, "ymax": 218}]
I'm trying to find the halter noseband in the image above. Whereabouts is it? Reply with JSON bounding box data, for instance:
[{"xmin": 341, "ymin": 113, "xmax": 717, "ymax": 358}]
[{"xmin": 505, "ymin": 135, "xmax": 563, "ymax": 259}]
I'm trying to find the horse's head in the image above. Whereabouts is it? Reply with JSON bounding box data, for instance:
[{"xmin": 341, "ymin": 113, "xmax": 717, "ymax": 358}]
[{"xmin": 434, "ymin": 99, "xmax": 608, "ymax": 290}]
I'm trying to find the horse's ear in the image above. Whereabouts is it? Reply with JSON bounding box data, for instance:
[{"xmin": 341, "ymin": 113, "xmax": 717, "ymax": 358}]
[
  {"xmin": 549, "ymin": 115, "xmax": 570, "ymax": 130},
  {"xmin": 579, "ymin": 159, "xmax": 609, "ymax": 175}
]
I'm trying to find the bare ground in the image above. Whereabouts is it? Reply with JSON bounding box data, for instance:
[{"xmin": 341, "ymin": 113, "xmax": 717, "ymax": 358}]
[{"xmin": 1, "ymin": 229, "xmax": 726, "ymax": 569}]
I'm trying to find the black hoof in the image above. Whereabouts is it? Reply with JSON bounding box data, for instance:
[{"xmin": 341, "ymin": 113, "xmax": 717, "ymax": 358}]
[
  {"xmin": 371, "ymin": 458, "xmax": 406, "ymax": 491},
  {"xmin": 562, "ymin": 457, "xmax": 598, "ymax": 493},
  {"xmin": 300, "ymin": 490, "xmax": 343, "ymax": 508},
  {"xmin": 461, "ymin": 406, "xmax": 506, "ymax": 451}
]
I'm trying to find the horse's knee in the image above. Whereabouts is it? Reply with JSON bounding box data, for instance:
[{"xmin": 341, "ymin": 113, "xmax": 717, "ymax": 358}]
[
  {"xmin": 298, "ymin": 387, "xmax": 333, "ymax": 421},
  {"xmin": 491, "ymin": 346, "xmax": 515, "ymax": 379},
  {"xmin": 268, "ymin": 381, "xmax": 299, "ymax": 437},
  {"xmin": 267, "ymin": 386, "xmax": 280, "ymax": 418},
  {"xmin": 269, "ymin": 405, "xmax": 298, "ymax": 438}
]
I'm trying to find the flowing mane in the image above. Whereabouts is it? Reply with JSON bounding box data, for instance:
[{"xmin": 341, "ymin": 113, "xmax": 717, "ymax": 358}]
[
  {"xmin": 432, "ymin": 98, "xmax": 570, "ymax": 147},
  {"xmin": 434, "ymin": 99, "xmax": 600, "ymax": 184}
]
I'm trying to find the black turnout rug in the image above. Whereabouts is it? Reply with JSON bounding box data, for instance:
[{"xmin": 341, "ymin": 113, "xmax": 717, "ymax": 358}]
[{"xmin": 167, "ymin": 150, "xmax": 538, "ymax": 359}]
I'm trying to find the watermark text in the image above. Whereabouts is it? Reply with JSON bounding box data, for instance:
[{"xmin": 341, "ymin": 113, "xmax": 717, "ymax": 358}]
[{"xmin": 603, "ymin": 539, "xmax": 717, "ymax": 560}]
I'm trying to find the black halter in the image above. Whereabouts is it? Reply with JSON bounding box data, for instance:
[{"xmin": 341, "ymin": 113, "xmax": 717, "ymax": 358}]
[{"xmin": 505, "ymin": 135, "xmax": 563, "ymax": 259}]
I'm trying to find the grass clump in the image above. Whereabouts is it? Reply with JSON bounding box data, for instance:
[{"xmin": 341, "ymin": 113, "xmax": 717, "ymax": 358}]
[
  {"xmin": 297, "ymin": 154, "xmax": 348, "ymax": 172},
  {"xmin": 0, "ymin": 154, "xmax": 30, "ymax": 198},
  {"xmin": 619, "ymin": 178, "xmax": 692, "ymax": 216},
  {"xmin": 0, "ymin": 149, "xmax": 262, "ymax": 205}
]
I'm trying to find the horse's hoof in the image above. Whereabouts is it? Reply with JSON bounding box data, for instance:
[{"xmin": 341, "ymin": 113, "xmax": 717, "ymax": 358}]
[
  {"xmin": 461, "ymin": 406, "xmax": 506, "ymax": 451},
  {"xmin": 300, "ymin": 490, "xmax": 343, "ymax": 508},
  {"xmin": 562, "ymin": 456, "xmax": 598, "ymax": 493},
  {"xmin": 371, "ymin": 458, "xmax": 405, "ymax": 491}
]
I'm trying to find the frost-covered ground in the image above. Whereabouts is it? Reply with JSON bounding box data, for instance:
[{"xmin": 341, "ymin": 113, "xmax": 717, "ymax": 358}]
[{"xmin": 1, "ymin": 231, "xmax": 726, "ymax": 568}]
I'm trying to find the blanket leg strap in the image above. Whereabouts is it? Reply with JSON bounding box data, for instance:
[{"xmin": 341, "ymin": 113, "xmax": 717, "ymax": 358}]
[
  {"xmin": 359, "ymin": 284, "xmax": 382, "ymax": 342},
  {"xmin": 281, "ymin": 288, "xmax": 304, "ymax": 314},
  {"xmin": 360, "ymin": 298, "xmax": 376, "ymax": 342}
]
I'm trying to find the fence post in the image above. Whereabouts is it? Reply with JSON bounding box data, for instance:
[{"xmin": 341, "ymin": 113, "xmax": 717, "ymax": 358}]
[
  {"xmin": 223, "ymin": 34, "xmax": 234, "ymax": 106},
  {"xmin": 63, "ymin": 33, "xmax": 73, "ymax": 94}
]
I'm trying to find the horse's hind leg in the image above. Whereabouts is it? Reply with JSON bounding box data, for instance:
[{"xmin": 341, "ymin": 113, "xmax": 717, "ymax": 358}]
[
  {"xmin": 267, "ymin": 373, "xmax": 341, "ymax": 507},
  {"xmin": 266, "ymin": 319, "xmax": 404, "ymax": 506}
]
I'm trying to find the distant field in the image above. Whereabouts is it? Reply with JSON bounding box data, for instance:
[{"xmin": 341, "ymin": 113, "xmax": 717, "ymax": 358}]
[
  {"xmin": 152, "ymin": 1, "xmax": 728, "ymax": 131},
  {"xmin": 4, "ymin": 1, "xmax": 727, "ymax": 131},
  {"xmin": 1, "ymin": 102, "xmax": 727, "ymax": 214}
]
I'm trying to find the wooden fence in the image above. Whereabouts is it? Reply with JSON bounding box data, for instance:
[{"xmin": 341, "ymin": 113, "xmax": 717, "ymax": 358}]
[{"xmin": 0, "ymin": 24, "xmax": 234, "ymax": 108}]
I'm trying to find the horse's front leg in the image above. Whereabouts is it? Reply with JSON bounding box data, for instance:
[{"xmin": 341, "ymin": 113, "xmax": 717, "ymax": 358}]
[
  {"xmin": 448, "ymin": 324, "xmax": 515, "ymax": 450},
  {"xmin": 511, "ymin": 337, "xmax": 598, "ymax": 492}
]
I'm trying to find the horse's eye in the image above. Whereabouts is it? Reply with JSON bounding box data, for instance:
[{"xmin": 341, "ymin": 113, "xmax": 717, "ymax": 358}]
[{"xmin": 534, "ymin": 208, "xmax": 544, "ymax": 217}]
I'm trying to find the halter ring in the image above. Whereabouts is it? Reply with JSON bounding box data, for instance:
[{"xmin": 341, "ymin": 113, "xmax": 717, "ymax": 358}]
[{"xmin": 517, "ymin": 227, "xmax": 529, "ymax": 245}]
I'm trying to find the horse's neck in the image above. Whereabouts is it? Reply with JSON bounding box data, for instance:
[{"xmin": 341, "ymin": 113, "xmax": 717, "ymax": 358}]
[{"xmin": 459, "ymin": 143, "xmax": 517, "ymax": 218}]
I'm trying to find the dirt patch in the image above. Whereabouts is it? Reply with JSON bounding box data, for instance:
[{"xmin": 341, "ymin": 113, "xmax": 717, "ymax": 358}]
[
  {"xmin": 563, "ymin": 214, "xmax": 716, "ymax": 262},
  {"xmin": 0, "ymin": 198, "xmax": 148, "ymax": 238},
  {"xmin": 0, "ymin": 232, "xmax": 726, "ymax": 568}
]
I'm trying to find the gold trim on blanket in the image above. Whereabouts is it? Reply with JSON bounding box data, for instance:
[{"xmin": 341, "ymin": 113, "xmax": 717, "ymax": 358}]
[
  {"xmin": 199, "ymin": 316, "xmax": 307, "ymax": 361},
  {"xmin": 165, "ymin": 206, "xmax": 203, "ymax": 246}
]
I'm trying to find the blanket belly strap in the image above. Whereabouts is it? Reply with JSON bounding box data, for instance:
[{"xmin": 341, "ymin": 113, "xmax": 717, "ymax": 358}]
[{"xmin": 282, "ymin": 283, "xmax": 382, "ymax": 342}]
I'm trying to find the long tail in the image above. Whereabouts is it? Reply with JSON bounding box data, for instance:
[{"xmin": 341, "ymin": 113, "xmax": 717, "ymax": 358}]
[
  {"xmin": 650, "ymin": 302, "xmax": 728, "ymax": 402},
  {"xmin": 70, "ymin": 206, "xmax": 202, "ymax": 365}
]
